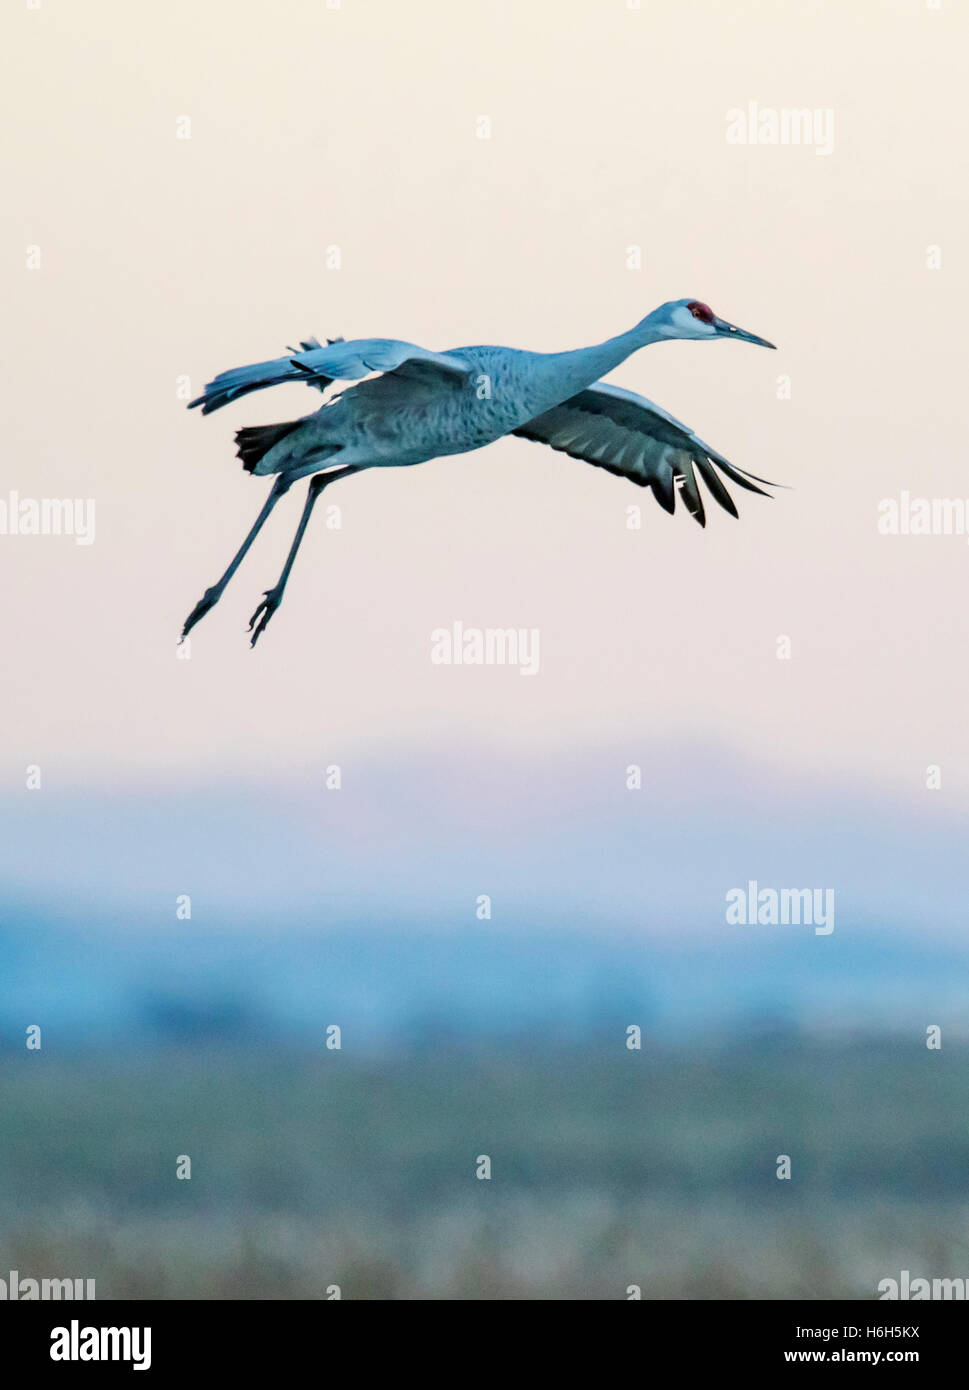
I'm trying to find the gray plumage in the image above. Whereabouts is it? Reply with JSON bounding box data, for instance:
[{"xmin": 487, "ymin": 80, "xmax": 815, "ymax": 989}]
[{"xmin": 182, "ymin": 298, "xmax": 778, "ymax": 646}]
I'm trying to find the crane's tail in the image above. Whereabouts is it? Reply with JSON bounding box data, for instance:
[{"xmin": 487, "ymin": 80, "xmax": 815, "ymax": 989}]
[
  {"xmin": 188, "ymin": 336, "xmax": 343, "ymax": 415},
  {"xmin": 234, "ymin": 420, "xmax": 305, "ymax": 473},
  {"xmin": 234, "ymin": 420, "xmax": 343, "ymax": 476}
]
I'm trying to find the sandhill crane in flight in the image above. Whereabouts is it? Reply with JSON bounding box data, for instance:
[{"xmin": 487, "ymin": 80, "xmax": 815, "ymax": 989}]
[{"xmin": 182, "ymin": 300, "xmax": 777, "ymax": 646}]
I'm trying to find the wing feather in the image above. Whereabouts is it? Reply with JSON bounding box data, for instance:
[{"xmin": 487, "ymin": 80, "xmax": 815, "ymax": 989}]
[
  {"xmin": 189, "ymin": 337, "xmax": 472, "ymax": 416},
  {"xmin": 513, "ymin": 381, "xmax": 776, "ymax": 525}
]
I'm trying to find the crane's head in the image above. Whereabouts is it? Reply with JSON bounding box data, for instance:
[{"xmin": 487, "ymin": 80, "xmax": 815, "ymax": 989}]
[{"xmin": 650, "ymin": 299, "xmax": 776, "ymax": 348}]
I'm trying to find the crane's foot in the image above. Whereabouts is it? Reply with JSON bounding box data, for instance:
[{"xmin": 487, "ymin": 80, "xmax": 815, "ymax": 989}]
[
  {"xmin": 248, "ymin": 587, "xmax": 283, "ymax": 647},
  {"xmin": 181, "ymin": 585, "xmax": 222, "ymax": 641}
]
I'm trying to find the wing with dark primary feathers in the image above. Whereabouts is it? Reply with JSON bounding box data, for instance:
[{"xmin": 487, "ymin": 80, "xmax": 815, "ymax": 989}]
[{"xmin": 512, "ymin": 382, "xmax": 777, "ymax": 525}]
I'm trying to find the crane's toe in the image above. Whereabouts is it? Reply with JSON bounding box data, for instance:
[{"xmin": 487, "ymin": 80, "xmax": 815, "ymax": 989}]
[
  {"xmin": 181, "ymin": 586, "xmax": 222, "ymax": 640},
  {"xmin": 248, "ymin": 589, "xmax": 282, "ymax": 647}
]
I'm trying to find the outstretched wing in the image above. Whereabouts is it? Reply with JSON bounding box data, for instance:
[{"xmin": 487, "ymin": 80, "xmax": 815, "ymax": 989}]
[
  {"xmin": 512, "ymin": 382, "xmax": 776, "ymax": 525},
  {"xmin": 189, "ymin": 337, "xmax": 473, "ymax": 416}
]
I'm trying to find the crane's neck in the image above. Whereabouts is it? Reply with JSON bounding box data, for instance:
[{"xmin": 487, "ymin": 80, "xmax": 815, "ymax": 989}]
[{"xmin": 540, "ymin": 312, "xmax": 671, "ymax": 399}]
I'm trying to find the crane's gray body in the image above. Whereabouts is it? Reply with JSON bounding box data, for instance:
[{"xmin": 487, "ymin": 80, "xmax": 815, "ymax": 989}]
[{"xmin": 253, "ymin": 343, "xmax": 621, "ymax": 475}]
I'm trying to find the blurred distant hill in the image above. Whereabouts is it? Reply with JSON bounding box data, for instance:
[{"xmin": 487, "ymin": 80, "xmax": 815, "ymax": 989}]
[
  {"xmin": 2, "ymin": 743, "xmax": 968, "ymax": 1048},
  {"xmin": 2, "ymin": 905, "xmax": 969, "ymax": 1050}
]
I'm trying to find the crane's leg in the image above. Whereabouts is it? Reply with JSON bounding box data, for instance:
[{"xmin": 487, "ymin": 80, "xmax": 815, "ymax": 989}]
[
  {"xmin": 181, "ymin": 475, "xmax": 294, "ymax": 640},
  {"xmin": 248, "ymin": 466, "xmax": 358, "ymax": 647}
]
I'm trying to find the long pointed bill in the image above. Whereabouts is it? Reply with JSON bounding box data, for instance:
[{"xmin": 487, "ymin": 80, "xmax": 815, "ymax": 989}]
[{"xmin": 713, "ymin": 316, "xmax": 776, "ymax": 349}]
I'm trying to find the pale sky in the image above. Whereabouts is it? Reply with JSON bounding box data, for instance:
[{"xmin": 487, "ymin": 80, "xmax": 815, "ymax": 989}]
[{"xmin": 3, "ymin": 0, "xmax": 967, "ymax": 811}]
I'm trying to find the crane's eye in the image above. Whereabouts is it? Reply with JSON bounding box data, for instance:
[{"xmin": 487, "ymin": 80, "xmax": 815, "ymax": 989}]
[{"xmin": 687, "ymin": 301, "xmax": 714, "ymax": 324}]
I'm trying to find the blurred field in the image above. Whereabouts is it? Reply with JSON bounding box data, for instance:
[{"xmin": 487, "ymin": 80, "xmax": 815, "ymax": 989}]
[{"xmin": 2, "ymin": 1036, "xmax": 967, "ymax": 1299}]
